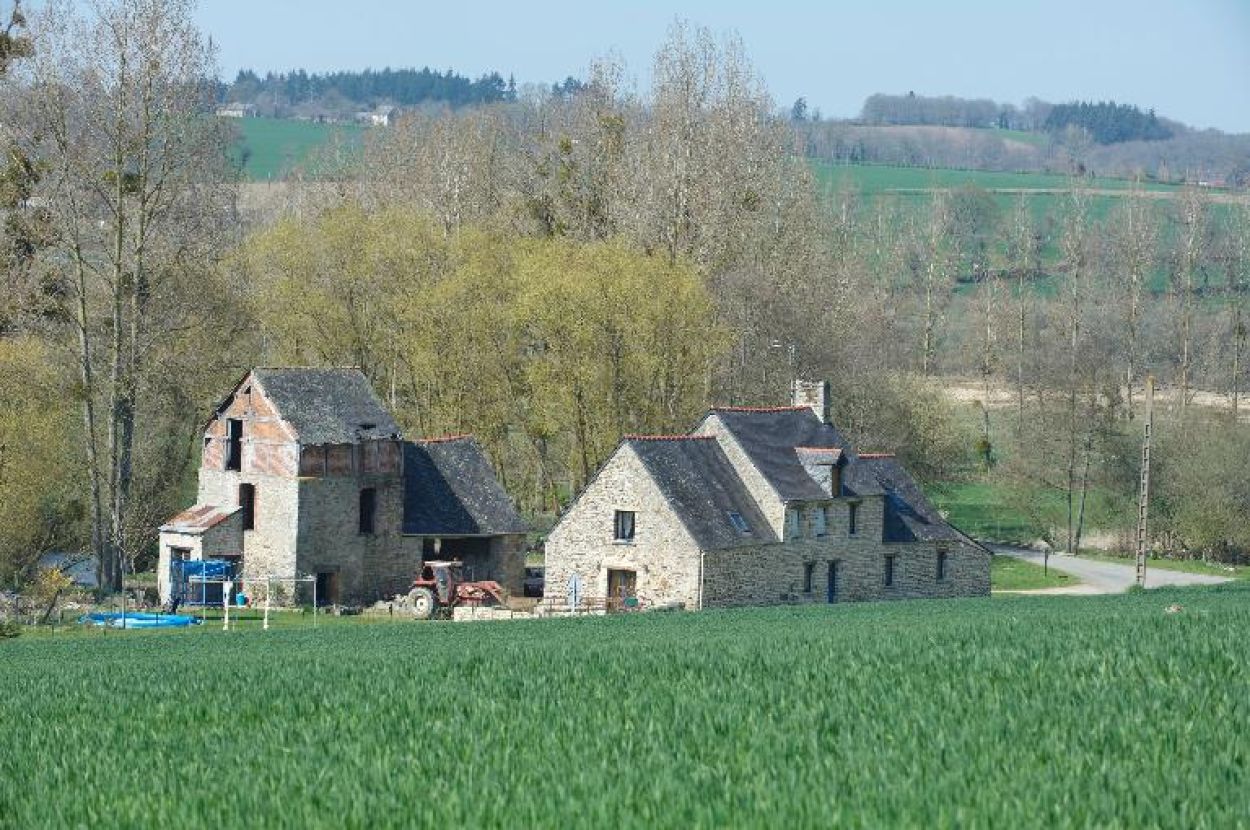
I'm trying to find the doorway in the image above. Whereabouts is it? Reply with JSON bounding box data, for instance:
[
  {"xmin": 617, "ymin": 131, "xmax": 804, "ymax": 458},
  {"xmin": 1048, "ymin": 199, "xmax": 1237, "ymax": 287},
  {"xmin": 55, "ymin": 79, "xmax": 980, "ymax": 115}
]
[
  {"xmin": 606, "ymin": 569, "xmax": 637, "ymax": 611},
  {"xmin": 826, "ymin": 561, "xmax": 839, "ymax": 603},
  {"xmin": 315, "ymin": 571, "xmax": 340, "ymax": 606}
]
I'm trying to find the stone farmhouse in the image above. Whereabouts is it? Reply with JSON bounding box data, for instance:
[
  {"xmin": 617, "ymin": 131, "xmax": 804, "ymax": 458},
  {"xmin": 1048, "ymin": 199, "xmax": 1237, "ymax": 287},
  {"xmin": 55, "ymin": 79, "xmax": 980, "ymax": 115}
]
[
  {"xmin": 544, "ymin": 381, "xmax": 989, "ymax": 609},
  {"xmin": 158, "ymin": 368, "xmax": 526, "ymax": 606}
]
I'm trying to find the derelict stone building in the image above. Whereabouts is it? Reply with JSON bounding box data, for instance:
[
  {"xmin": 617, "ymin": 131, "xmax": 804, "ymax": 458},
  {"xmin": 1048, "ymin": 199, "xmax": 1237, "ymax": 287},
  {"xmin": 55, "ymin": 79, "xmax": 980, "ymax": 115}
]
[
  {"xmin": 543, "ymin": 380, "xmax": 989, "ymax": 609},
  {"xmin": 158, "ymin": 368, "xmax": 525, "ymax": 605}
]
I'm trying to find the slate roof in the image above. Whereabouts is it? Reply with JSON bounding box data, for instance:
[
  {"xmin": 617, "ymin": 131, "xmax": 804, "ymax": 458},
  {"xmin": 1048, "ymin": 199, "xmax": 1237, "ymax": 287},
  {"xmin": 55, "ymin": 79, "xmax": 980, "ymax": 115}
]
[
  {"xmin": 627, "ymin": 436, "xmax": 777, "ymax": 550},
  {"xmin": 251, "ymin": 368, "xmax": 401, "ymax": 445},
  {"xmin": 852, "ymin": 456, "xmax": 978, "ymax": 546},
  {"xmin": 402, "ymin": 437, "xmax": 527, "ymax": 536},
  {"xmin": 160, "ymin": 504, "xmax": 241, "ymax": 535},
  {"xmin": 705, "ymin": 407, "xmax": 855, "ymax": 502}
]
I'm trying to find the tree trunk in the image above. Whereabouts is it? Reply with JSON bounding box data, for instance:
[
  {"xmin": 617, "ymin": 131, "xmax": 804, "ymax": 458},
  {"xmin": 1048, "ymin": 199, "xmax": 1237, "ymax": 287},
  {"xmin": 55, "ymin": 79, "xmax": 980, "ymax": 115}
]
[{"xmin": 73, "ymin": 251, "xmax": 108, "ymax": 592}]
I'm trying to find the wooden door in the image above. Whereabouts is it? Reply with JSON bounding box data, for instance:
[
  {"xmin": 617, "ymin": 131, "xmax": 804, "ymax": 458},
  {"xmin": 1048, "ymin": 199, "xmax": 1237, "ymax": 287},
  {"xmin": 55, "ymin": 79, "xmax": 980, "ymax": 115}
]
[{"xmin": 606, "ymin": 569, "xmax": 637, "ymax": 611}]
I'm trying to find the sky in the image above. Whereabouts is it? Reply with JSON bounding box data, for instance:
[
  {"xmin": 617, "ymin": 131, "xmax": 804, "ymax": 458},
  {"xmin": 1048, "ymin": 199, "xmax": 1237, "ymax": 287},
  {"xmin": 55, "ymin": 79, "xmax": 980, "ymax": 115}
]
[{"xmin": 183, "ymin": 0, "xmax": 1250, "ymax": 133}]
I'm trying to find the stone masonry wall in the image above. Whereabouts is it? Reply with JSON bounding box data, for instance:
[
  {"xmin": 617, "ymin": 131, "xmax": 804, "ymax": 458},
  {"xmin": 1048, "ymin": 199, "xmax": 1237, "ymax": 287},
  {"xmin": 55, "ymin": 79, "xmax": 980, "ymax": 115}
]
[
  {"xmin": 297, "ymin": 445, "xmax": 409, "ymax": 605},
  {"xmin": 544, "ymin": 445, "xmax": 702, "ymax": 608},
  {"xmin": 702, "ymin": 491, "xmax": 989, "ymax": 608}
]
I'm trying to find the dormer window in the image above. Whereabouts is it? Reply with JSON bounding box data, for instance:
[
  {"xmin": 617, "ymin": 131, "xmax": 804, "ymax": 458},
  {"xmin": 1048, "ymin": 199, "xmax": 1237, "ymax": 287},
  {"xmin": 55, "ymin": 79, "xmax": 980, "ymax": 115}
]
[
  {"xmin": 727, "ymin": 512, "xmax": 751, "ymax": 534},
  {"xmin": 786, "ymin": 508, "xmax": 801, "ymax": 540}
]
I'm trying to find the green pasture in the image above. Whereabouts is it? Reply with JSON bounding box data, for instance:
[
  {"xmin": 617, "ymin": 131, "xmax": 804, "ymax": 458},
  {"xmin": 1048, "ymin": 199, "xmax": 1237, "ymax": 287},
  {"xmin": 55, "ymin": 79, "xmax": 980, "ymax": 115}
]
[
  {"xmin": 810, "ymin": 161, "xmax": 1179, "ymax": 196},
  {"xmin": 226, "ymin": 117, "xmax": 366, "ymax": 181},
  {"xmin": 3, "ymin": 584, "xmax": 1248, "ymax": 827},
  {"xmin": 990, "ymin": 554, "xmax": 1078, "ymax": 591}
]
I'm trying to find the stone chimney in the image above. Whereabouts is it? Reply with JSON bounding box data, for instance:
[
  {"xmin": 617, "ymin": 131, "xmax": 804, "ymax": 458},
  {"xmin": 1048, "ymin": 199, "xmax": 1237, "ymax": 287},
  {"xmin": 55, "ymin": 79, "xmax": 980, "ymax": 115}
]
[{"xmin": 791, "ymin": 378, "xmax": 831, "ymax": 424}]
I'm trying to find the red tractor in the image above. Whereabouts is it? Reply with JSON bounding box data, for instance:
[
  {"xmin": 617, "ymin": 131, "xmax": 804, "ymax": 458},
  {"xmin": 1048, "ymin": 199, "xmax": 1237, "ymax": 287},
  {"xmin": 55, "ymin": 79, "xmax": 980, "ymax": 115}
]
[{"xmin": 407, "ymin": 560, "xmax": 508, "ymax": 619}]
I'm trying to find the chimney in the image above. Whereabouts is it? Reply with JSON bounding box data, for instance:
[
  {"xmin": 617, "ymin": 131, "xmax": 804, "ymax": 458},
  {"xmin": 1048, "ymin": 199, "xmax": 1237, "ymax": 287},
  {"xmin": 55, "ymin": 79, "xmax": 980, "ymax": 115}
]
[{"xmin": 791, "ymin": 378, "xmax": 831, "ymax": 423}]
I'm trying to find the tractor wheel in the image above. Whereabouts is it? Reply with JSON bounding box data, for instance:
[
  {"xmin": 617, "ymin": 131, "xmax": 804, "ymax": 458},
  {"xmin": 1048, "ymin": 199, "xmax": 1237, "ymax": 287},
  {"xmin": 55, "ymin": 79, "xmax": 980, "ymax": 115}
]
[{"xmin": 408, "ymin": 587, "xmax": 437, "ymax": 620}]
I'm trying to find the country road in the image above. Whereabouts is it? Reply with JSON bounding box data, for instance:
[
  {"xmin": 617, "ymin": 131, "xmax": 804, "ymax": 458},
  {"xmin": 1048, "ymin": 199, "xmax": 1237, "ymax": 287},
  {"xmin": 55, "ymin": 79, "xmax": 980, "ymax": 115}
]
[{"xmin": 993, "ymin": 546, "xmax": 1233, "ymax": 594}]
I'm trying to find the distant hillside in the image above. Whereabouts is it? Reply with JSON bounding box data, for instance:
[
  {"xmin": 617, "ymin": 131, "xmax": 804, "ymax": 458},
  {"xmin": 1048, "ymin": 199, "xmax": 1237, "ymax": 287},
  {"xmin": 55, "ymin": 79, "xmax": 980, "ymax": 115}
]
[
  {"xmin": 228, "ymin": 117, "xmax": 365, "ymax": 180},
  {"xmin": 221, "ymin": 66, "xmax": 516, "ymax": 121}
]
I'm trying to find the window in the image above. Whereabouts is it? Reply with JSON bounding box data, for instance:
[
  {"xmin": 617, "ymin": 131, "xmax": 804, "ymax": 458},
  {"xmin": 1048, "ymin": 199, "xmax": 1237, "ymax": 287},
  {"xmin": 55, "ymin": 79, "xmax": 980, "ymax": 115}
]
[
  {"xmin": 727, "ymin": 511, "xmax": 751, "ymax": 534},
  {"xmin": 238, "ymin": 483, "xmax": 256, "ymax": 531},
  {"xmin": 614, "ymin": 510, "xmax": 635, "ymax": 542},
  {"xmin": 786, "ymin": 508, "xmax": 801, "ymax": 540},
  {"xmin": 937, "ymin": 548, "xmax": 948, "ymax": 581},
  {"xmin": 848, "ymin": 502, "xmax": 859, "ymax": 536},
  {"xmin": 811, "ymin": 507, "xmax": 827, "ymax": 537},
  {"xmin": 826, "ymin": 561, "xmax": 839, "ymax": 603},
  {"xmin": 884, "ymin": 554, "xmax": 896, "ymax": 587},
  {"xmin": 225, "ymin": 418, "xmax": 243, "ymax": 471},
  {"xmin": 359, "ymin": 488, "xmax": 377, "ymax": 535},
  {"xmin": 831, "ymin": 465, "xmax": 842, "ymax": 497},
  {"xmin": 803, "ymin": 562, "xmax": 816, "ymax": 593}
]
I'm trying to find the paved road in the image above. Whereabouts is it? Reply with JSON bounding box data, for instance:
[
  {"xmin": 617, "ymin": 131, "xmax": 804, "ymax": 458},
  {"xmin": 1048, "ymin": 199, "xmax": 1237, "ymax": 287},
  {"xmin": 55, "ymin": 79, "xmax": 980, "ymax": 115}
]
[{"xmin": 993, "ymin": 546, "xmax": 1232, "ymax": 594}]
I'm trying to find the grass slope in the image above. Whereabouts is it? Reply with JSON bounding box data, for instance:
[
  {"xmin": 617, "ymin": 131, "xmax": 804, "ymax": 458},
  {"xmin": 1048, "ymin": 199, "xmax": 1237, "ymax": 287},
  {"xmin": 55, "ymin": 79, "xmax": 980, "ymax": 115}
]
[
  {"xmin": 3, "ymin": 585, "xmax": 1249, "ymax": 827},
  {"xmin": 228, "ymin": 117, "xmax": 366, "ymax": 181},
  {"xmin": 991, "ymin": 554, "xmax": 1078, "ymax": 590}
]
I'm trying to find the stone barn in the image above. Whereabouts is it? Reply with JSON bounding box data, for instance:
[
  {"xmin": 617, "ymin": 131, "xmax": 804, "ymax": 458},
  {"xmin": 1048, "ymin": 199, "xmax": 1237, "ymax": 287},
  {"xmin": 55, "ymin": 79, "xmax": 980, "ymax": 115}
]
[
  {"xmin": 158, "ymin": 368, "xmax": 526, "ymax": 605},
  {"xmin": 543, "ymin": 380, "xmax": 989, "ymax": 610}
]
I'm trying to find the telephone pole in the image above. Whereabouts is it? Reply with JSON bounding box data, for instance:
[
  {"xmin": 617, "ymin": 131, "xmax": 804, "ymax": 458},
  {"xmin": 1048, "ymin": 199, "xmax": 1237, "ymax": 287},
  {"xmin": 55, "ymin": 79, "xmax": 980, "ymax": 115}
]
[{"xmin": 1135, "ymin": 376, "xmax": 1155, "ymax": 588}]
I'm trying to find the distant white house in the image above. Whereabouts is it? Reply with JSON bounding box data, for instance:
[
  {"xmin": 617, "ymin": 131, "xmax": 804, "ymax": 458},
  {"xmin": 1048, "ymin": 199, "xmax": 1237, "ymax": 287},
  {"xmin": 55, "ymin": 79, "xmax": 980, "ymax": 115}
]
[
  {"xmin": 358, "ymin": 104, "xmax": 397, "ymax": 127},
  {"xmin": 216, "ymin": 102, "xmax": 257, "ymax": 118},
  {"xmin": 37, "ymin": 553, "xmax": 98, "ymax": 588}
]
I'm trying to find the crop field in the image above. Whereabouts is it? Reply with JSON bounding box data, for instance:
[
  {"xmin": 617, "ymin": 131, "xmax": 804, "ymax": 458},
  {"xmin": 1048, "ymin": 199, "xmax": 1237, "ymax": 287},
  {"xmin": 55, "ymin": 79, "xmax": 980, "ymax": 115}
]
[
  {"xmin": 810, "ymin": 161, "xmax": 1180, "ymax": 196},
  {"xmin": 3, "ymin": 584, "xmax": 1248, "ymax": 827},
  {"xmin": 227, "ymin": 117, "xmax": 366, "ymax": 181}
]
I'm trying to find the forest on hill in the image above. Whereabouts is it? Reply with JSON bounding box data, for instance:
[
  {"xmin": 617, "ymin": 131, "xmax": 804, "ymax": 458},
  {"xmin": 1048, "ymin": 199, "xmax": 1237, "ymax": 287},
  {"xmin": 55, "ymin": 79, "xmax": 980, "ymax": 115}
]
[
  {"xmin": 221, "ymin": 66, "xmax": 517, "ymax": 118},
  {"xmin": 1, "ymin": 4, "xmax": 1249, "ymax": 593},
  {"xmin": 801, "ymin": 93, "xmax": 1249, "ymax": 186}
]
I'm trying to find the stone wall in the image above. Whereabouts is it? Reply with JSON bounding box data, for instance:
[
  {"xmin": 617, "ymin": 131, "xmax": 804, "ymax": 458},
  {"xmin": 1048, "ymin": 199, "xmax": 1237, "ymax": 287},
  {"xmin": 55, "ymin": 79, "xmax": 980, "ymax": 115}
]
[
  {"xmin": 200, "ymin": 466, "xmax": 300, "ymax": 601},
  {"xmin": 297, "ymin": 466, "xmax": 409, "ymax": 605},
  {"xmin": 702, "ymin": 532, "xmax": 990, "ymax": 608},
  {"xmin": 544, "ymin": 445, "xmax": 702, "ymax": 609}
]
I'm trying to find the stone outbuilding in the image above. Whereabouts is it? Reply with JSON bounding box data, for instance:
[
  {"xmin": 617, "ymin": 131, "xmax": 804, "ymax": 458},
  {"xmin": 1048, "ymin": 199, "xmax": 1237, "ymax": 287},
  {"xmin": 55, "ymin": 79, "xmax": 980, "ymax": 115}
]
[
  {"xmin": 158, "ymin": 368, "xmax": 525, "ymax": 605},
  {"xmin": 543, "ymin": 380, "xmax": 989, "ymax": 610}
]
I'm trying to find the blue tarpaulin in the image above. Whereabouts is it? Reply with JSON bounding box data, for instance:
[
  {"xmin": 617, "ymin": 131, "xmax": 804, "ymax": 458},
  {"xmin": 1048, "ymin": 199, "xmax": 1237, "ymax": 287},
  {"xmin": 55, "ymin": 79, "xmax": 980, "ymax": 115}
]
[{"xmin": 170, "ymin": 559, "xmax": 237, "ymax": 606}]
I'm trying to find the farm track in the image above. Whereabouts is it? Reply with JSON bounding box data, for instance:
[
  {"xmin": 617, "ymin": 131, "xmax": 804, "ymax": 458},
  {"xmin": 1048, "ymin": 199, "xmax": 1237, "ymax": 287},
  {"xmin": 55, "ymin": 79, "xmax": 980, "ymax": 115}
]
[{"xmin": 992, "ymin": 545, "xmax": 1232, "ymax": 593}]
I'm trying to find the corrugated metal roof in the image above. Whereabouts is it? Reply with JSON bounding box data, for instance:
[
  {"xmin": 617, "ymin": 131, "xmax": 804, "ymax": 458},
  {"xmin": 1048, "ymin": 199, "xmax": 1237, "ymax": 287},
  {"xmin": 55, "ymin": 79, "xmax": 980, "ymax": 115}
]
[{"xmin": 160, "ymin": 504, "xmax": 241, "ymax": 535}]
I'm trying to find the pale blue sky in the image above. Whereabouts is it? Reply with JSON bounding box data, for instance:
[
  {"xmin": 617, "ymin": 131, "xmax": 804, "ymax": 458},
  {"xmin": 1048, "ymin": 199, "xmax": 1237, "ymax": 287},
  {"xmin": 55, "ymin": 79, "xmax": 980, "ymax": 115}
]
[{"xmin": 93, "ymin": 1, "xmax": 1250, "ymax": 132}]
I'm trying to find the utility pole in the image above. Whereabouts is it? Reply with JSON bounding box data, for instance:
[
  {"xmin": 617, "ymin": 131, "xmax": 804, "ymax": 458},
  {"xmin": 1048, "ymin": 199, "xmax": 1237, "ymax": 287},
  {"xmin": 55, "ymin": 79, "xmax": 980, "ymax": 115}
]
[{"xmin": 1135, "ymin": 376, "xmax": 1155, "ymax": 588}]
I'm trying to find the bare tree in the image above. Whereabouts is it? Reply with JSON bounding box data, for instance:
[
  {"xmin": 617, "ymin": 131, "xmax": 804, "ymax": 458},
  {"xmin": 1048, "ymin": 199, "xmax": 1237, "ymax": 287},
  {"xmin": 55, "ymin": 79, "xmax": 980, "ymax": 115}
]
[
  {"xmin": 19, "ymin": 0, "xmax": 233, "ymax": 590},
  {"xmin": 1172, "ymin": 185, "xmax": 1209, "ymax": 422},
  {"xmin": 1107, "ymin": 181, "xmax": 1158, "ymax": 417},
  {"xmin": 1005, "ymin": 194, "xmax": 1038, "ymax": 434}
]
